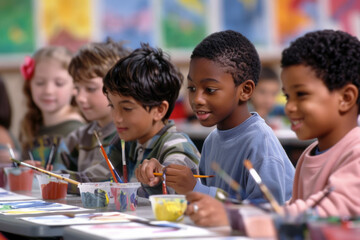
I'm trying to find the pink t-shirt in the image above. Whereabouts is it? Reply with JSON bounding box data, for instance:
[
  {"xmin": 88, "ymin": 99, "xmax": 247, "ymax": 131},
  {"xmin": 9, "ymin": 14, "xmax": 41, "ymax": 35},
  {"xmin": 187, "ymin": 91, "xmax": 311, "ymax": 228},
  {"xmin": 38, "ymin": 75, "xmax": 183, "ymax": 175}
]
[{"xmin": 285, "ymin": 127, "xmax": 360, "ymax": 217}]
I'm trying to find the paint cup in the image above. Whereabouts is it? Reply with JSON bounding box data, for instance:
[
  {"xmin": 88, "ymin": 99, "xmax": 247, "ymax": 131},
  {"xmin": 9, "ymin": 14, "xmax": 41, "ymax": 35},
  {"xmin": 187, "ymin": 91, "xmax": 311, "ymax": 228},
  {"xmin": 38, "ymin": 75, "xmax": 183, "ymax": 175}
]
[
  {"xmin": 110, "ymin": 182, "xmax": 140, "ymax": 212},
  {"xmin": 4, "ymin": 167, "xmax": 34, "ymax": 192},
  {"xmin": 149, "ymin": 194, "xmax": 187, "ymax": 222},
  {"xmin": 0, "ymin": 163, "xmax": 12, "ymax": 188},
  {"xmin": 78, "ymin": 182, "xmax": 112, "ymax": 209},
  {"xmin": 36, "ymin": 173, "xmax": 69, "ymax": 200}
]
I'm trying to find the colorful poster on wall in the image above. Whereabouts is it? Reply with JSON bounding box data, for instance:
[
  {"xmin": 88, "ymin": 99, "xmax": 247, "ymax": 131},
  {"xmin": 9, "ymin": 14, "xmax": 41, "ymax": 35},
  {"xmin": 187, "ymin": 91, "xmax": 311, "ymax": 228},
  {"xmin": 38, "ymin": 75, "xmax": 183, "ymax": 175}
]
[
  {"xmin": 327, "ymin": 0, "xmax": 360, "ymax": 38},
  {"xmin": 0, "ymin": 0, "xmax": 35, "ymax": 53},
  {"xmin": 40, "ymin": 0, "xmax": 92, "ymax": 52},
  {"xmin": 221, "ymin": 0, "xmax": 270, "ymax": 47},
  {"xmin": 275, "ymin": 0, "xmax": 321, "ymax": 46},
  {"xmin": 161, "ymin": 0, "xmax": 208, "ymax": 49},
  {"xmin": 101, "ymin": 0, "xmax": 154, "ymax": 50}
]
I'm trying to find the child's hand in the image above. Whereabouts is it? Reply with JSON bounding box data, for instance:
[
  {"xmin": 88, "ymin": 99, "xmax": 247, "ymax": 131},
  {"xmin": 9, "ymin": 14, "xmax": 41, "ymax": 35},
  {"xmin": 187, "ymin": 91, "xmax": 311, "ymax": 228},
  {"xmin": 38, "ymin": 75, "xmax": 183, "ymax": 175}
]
[
  {"xmin": 23, "ymin": 159, "xmax": 42, "ymax": 168},
  {"xmin": 185, "ymin": 191, "xmax": 229, "ymax": 227},
  {"xmin": 165, "ymin": 164, "xmax": 197, "ymax": 194},
  {"xmin": 135, "ymin": 158, "xmax": 163, "ymax": 187}
]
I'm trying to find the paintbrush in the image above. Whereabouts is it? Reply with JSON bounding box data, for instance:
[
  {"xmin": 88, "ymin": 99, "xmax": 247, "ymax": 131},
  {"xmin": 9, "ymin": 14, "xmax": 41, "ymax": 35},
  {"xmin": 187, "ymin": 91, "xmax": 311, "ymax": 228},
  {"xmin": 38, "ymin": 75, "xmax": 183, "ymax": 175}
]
[
  {"xmin": 121, "ymin": 139, "xmax": 128, "ymax": 183},
  {"xmin": 310, "ymin": 186, "xmax": 334, "ymax": 209},
  {"xmin": 243, "ymin": 159, "xmax": 283, "ymax": 215},
  {"xmin": 10, "ymin": 158, "xmax": 80, "ymax": 185},
  {"xmin": 7, "ymin": 144, "xmax": 17, "ymax": 167},
  {"xmin": 94, "ymin": 131, "xmax": 122, "ymax": 183},
  {"xmin": 211, "ymin": 162, "xmax": 241, "ymax": 192},
  {"xmin": 162, "ymin": 171, "xmax": 167, "ymax": 194},
  {"xmin": 153, "ymin": 172, "xmax": 215, "ymax": 178},
  {"xmin": 44, "ymin": 144, "xmax": 56, "ymax": 170}
]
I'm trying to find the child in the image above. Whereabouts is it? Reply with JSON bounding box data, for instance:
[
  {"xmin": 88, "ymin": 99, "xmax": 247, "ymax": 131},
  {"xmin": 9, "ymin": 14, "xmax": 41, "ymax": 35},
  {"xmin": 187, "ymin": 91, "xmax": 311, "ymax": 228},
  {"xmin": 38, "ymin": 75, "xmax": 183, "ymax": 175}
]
[
  {"xmin": 282, "ymin": 29, "xmax": 360, "ymax": 216},
  {"xmin": 186, "ymin": 29, "xmax": 360, "ymax": 227},
  {"xmin": 164, "ymin": 30, "xmax": 294, "ymax": 203},
  {"xmin": 0, "ymin": 77, "xmax": 20, "ymax": 163},
  {"xmin": 19, "ymin": 46, "xmax": 85, "ymax": 170},
  {"xmin": 58, "ymin": 39, "xmax": 130, "ymax": 183},
  {"xmin": 103, "ymin": 43, "xmax": 200, "ymax": 197},
  {"xmin": 249, "ymin": 66, "xmax": 281, "ymax": 121}
]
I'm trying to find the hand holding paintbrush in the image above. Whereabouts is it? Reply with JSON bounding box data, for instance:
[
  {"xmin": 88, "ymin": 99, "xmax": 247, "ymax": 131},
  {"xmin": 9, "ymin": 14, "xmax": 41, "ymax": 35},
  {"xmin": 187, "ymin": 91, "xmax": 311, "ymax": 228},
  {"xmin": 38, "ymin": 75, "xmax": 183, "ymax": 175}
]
[{"xmin": 244, "ymin": 159, "xmax": 283, "ymax": 215}]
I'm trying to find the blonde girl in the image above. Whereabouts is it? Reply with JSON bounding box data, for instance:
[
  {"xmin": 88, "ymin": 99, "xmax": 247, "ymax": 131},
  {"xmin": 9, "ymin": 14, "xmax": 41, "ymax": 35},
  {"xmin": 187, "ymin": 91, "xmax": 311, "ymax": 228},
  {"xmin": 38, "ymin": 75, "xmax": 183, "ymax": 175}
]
[{"xmin": 20, "ymin": 46, "xmax": 84, "ymax": 170}]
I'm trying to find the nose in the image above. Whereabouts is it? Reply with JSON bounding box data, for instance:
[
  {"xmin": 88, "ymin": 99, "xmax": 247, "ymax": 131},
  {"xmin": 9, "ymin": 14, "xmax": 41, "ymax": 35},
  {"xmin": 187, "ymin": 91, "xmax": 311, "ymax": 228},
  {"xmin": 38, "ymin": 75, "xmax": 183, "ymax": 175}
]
[
  {"xmin": 44, "ymin": 82, "xmax": 55, "ymax": 94},
  {"xmin": 75, "ymin": 88, "xmax": 87, "ymax": 104},
  {"xmin": 111, "ymin": 108, "xmax": 123, "ymax": 124},
  {"xmin": 284, "ymin": 99, "xmax": 296, "ymax": 116},
  {"xmin": 190, "ymin": 90, "xmax": 206, "ymax": 107}
]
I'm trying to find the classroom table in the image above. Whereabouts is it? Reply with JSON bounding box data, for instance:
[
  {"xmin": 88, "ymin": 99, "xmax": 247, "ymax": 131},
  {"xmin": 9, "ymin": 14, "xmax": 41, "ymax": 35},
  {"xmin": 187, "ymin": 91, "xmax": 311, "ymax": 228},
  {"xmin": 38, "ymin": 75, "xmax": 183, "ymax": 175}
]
[{"xmin": 0, "ymin": 187, "xmax": 236, "ymax": 240}]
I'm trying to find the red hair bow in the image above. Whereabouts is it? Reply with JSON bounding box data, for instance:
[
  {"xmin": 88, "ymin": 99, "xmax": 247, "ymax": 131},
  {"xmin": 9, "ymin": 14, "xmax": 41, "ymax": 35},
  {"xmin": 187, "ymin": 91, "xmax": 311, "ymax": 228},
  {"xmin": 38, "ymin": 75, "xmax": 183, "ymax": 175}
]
[{"xmin": 20, "ymin": 56, "xmax": 35, "ymax": 81}]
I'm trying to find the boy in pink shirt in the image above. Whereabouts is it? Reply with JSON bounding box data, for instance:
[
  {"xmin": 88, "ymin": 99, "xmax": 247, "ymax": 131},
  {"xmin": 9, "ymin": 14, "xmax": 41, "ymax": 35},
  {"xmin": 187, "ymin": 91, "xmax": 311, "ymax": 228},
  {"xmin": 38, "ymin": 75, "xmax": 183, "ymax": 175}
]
[
  {"xmin": 281, "ymin": 29, "xmax": 360, "ymax": 217},
  {"xmin": 186, "ymin": 29, "xmax": 360, "ymax": 226}
]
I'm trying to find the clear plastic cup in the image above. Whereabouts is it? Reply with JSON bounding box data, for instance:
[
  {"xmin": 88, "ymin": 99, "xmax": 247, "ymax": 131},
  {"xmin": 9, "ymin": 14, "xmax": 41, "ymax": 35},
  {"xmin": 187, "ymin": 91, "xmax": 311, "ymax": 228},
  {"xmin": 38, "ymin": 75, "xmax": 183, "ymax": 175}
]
[
  {"xmin": 78, "ymin": 182, "xmax": 112, "ymax": 209},
  {"xmin": 36, "ymin": 173, "xmax": 69, "ymax": 200},
  {"xmin": 4, "ymin": 167, "xmax": 34, "ymax": 192},
  {"xmin": 110, "ymin": 182, "xmax": 141, "ymax": 212},
  {"xmin": 149, "ymin": 194, "xmax": 187, "ymax": 222}
]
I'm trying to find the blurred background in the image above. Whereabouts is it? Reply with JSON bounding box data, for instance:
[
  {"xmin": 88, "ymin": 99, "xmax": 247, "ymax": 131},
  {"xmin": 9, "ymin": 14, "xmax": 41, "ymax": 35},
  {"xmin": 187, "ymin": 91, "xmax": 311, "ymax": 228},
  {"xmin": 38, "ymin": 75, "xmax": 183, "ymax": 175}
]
[{"xmin": 0, "ymin": 0, "xmax": 359, "ymax": 163}]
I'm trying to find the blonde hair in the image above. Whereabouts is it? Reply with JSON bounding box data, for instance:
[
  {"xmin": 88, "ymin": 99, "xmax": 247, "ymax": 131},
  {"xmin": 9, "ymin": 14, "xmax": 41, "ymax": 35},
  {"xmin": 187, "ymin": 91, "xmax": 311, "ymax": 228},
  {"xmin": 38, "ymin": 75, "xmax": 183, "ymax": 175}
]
[{"xmin": 20, "ymin": 46, "xmax": 74, "ymax": 150}]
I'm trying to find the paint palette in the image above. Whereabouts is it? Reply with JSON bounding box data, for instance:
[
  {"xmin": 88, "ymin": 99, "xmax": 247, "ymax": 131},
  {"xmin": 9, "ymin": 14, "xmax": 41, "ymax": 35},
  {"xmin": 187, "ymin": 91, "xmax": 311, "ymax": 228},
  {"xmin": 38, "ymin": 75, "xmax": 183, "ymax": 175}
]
[
  {"xmin": 110, "ymin": 182, "xmax": 140, "ymax": 212},
  {"xmin": 149, "ymin": 194, "xmax": 187, "ymax": 222}
]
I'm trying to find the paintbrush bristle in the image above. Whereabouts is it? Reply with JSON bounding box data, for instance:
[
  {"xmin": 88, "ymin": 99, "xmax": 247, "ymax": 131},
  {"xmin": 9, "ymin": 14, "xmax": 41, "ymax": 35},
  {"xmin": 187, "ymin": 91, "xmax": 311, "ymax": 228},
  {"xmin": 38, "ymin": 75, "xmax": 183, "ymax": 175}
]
[
  {"xmin": 243, "ymin": 159, "xmax": 253, "ymax": 170},
  {"xmin": 93, "ymin": 131, "xmax": 102, "ymax": 145}
]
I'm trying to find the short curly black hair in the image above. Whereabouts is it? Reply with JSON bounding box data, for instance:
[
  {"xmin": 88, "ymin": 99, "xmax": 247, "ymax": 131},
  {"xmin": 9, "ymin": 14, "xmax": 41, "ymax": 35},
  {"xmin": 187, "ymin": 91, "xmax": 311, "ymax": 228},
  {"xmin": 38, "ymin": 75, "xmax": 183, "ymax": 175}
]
[
  {"xmin": 103, "ymin": 43, "xmax": 183, "ymax": 120},
  {"xmin": 191, "ymin": 30, "xmax": 261, "ymax": 86},
  {"xmin": 281, "ymin": 29, "xmax": 360, "ymax": 110}
]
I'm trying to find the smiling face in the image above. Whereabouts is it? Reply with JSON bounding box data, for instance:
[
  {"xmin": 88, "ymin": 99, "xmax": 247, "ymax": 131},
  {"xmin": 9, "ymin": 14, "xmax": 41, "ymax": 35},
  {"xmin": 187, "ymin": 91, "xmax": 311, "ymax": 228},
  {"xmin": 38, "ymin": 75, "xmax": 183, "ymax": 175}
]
[
  {"xmin": 281, "ymin": 65, "xmax": 345, "ymax": 149},
  {"xmin": 107, "ymin": 92, "xmax": 166, "ymax": 144},
  {"xmin": 75, "ymin": 77, "xmax": 112, "ymax": 127},
  {"xmin": 187, "ymin": 58, "xmax": 250, "ymax": 130},
  {"xmin": 30, "ymin": 58, "xmax": 74, "ymax": 115}
]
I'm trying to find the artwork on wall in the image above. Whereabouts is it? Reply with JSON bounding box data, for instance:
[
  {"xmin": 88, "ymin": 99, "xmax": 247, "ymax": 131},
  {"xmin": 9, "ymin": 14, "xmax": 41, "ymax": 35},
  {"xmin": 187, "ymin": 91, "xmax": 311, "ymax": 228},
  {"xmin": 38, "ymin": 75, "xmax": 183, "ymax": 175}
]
[
  {"xmin": 101, "ymin": 0, "xmax": 155, "ymax": 50},
  {"xmin": 326, "ymin": 0, "xmax": 360, "ymax": 37},
  {"xmin": 0, "ymin": 0, "xmax": 35, "ymax": 54},
  {"xmin": 274, "ymin": 0, "xmax": 321, "ymax": 46},
  {"xmin": 39, "ymin": 0, "xmax": 93, "ymax": 52},
  {"xmin": 1, "ymin": 0, "xmax": 360, "ymax": 62},
  {"xmin": 221, "ymin": 0, "xmax": 270, "ymax": 47},
  {"xmin": 160, "ymin": 0, "xmax": 208, "ymax": 49}
]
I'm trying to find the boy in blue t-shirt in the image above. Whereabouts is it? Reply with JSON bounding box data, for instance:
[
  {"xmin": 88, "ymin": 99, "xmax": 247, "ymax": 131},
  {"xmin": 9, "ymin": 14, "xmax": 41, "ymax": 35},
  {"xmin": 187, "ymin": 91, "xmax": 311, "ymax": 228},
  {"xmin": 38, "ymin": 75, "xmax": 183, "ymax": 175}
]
[{"xmin": 140, "ymin": 30, "xmax": 295, "ymax": 205}]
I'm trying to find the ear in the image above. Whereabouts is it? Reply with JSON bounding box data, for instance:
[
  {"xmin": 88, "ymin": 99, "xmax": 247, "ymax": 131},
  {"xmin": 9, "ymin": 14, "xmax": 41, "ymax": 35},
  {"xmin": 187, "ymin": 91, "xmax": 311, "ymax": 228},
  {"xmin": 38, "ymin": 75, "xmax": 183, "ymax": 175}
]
[
  {"xmin": 338, "ymin": 83, "xmax": 358, "ymax": 113},
  {"xmin": 238, "ymin": 79, "xmax": 255, "ymax": 101},
  {"xmin": 152, "ymin": 101, "xmax": 169, "ymax": 121}
]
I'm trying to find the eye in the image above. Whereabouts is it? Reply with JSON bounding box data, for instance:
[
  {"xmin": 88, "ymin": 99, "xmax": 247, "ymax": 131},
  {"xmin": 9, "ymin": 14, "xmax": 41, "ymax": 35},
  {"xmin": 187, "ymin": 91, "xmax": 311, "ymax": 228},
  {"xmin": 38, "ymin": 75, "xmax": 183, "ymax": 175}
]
[
  {"xmin": 205, "ymin": 87, "xmax": 216, "ymax": 94},
  {"xmin": 123, "ymin": 107, "xmax": 132, "ymax": 111},
  {"xmin": 296, "ymin": 91, "xmax": 308, "ymax": 98},
  {"xmin": 187, "ymin": 86, "xmax": 196, "ymax": 92},
  {"xmin": 107, "ymin": 103, "xmax": 114, "ymax": 109},
  {"xmin": 86, "ymin": 87, "xmax": 97, "ymax": 93}
]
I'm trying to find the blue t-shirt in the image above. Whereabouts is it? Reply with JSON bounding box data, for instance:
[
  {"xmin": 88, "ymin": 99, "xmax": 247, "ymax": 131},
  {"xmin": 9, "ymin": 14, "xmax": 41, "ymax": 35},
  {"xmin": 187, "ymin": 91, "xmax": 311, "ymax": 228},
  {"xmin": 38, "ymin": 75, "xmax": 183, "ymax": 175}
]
[{"xmin": 193, "ymin": 112, "xmax": 294, "ymax": 204}]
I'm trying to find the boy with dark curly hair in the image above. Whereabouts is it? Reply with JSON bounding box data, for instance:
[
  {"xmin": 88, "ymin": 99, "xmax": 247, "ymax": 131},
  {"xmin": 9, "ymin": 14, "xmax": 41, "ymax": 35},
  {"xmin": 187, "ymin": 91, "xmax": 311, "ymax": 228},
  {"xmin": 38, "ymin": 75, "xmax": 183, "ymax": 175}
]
[
  {"xmin": 282, "ymin": 29, "xmax": 360, "ymax": 216},
  {"xmin": 103, "ymin": 43, "xmax": 200, "ymax": 197},
  {"xmin": 186, "ymin": 30, "xmax": 360, "ymax": 227}
]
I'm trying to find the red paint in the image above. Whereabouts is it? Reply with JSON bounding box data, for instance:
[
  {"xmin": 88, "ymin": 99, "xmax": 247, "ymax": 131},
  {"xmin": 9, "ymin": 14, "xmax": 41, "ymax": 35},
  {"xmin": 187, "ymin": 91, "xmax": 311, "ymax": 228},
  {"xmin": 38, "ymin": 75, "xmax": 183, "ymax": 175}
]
[
  {"xmin": 8, "ymin": 169, "xmax": 33, "ymax": 192},
  {"xmin": 41, "ymin": 181, "xmax": 68, "ymax": 199}
]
